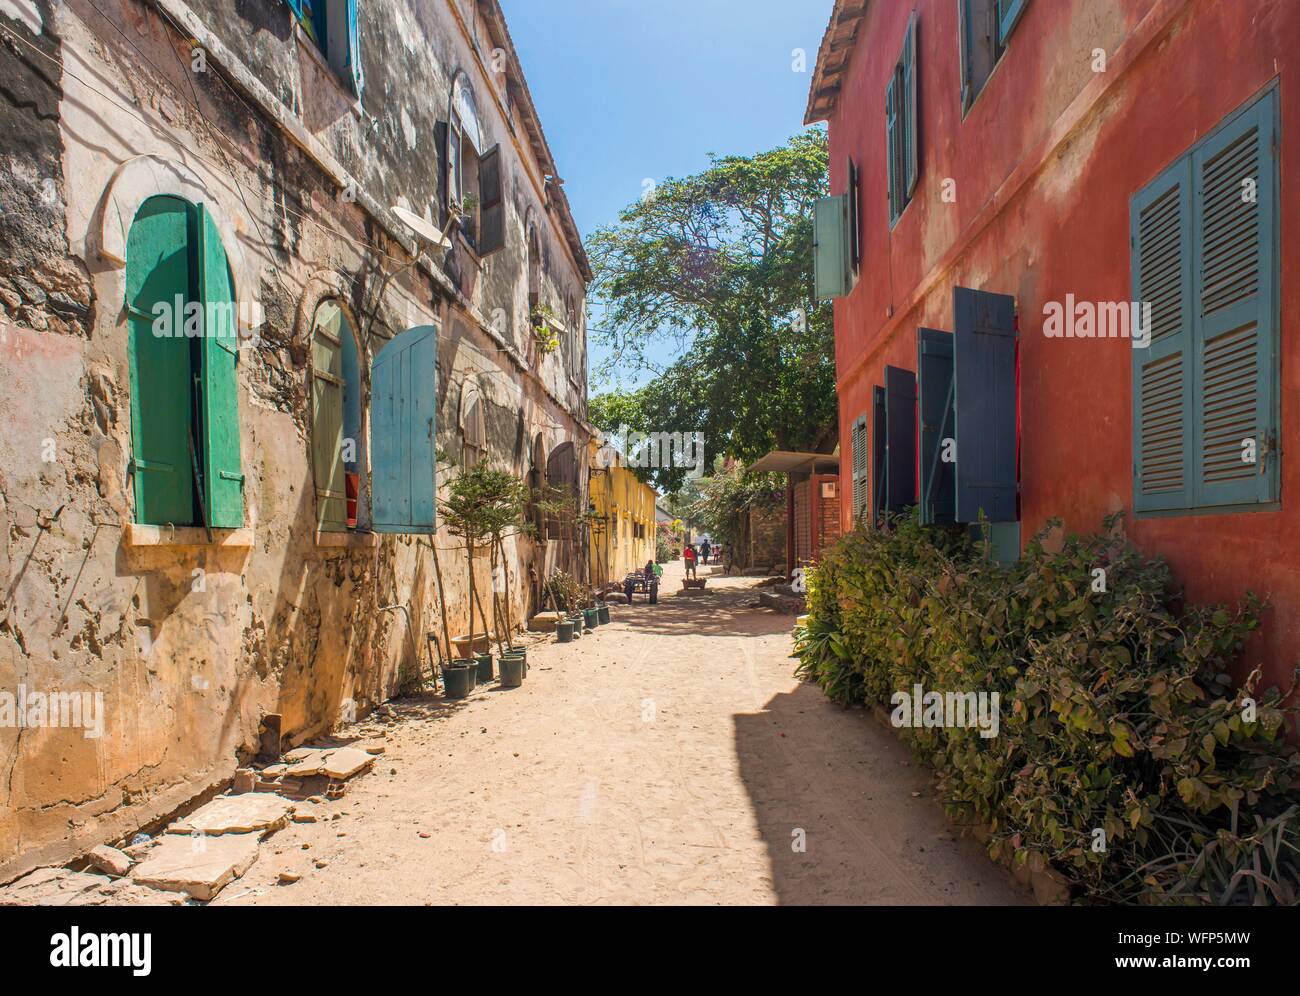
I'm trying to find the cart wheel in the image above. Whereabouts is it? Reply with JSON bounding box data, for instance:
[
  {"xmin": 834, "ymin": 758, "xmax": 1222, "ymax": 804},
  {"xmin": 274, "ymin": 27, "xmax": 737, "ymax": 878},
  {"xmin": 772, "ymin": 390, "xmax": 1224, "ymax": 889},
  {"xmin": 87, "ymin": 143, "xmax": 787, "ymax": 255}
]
[{"xmin": 649, "ymin": 584, "xmax": 658, "ymax": 605}]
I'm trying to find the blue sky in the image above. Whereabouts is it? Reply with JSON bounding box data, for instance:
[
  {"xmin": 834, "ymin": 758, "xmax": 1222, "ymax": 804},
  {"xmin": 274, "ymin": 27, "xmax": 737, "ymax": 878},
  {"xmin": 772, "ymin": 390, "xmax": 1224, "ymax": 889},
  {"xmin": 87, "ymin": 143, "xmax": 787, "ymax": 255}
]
[{"xmin": 500, "ymin": 0, "xmax": 831, "ymax": 390}]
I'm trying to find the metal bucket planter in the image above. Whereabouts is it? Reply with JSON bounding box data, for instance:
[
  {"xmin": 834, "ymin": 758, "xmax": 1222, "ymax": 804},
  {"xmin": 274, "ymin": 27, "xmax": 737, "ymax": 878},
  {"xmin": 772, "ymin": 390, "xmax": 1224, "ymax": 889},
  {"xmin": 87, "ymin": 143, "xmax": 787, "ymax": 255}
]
[
  {"xmin": 474, "ymin": 653, "xmax": 495, "ymax": 683},
  {"xmin": 556, "ymin": 621, "xmax": 575, "ymax": 643},
  {"xmin": 569, "ymin": 616, "xmax": 583, "ymax": 638},
  {"xmin": 442, "ymin": 663, "xmax": 474, "ymax": 699},
  {"xmin": 502, "ymin": 648, "xmax": 527, "ymax": 677},
  {"xmin": 583, "ymin": 608, "xmax": 598, "ymax": 630},
  {"xmin": 597, "ymin": 604, "xmax": 611, "ymax": 625},
  {"xmin": 499, "ymin": 654, "xmax": 524, "ymax": 688}
]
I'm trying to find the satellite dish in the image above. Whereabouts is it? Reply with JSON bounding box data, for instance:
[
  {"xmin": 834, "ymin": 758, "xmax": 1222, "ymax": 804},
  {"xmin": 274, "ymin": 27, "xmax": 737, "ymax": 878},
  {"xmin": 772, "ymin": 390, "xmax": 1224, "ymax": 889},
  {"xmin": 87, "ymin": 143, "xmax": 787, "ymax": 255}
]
[{"xmin": 390, "ymin": 205, "xmax": 451, "ymax": 249}]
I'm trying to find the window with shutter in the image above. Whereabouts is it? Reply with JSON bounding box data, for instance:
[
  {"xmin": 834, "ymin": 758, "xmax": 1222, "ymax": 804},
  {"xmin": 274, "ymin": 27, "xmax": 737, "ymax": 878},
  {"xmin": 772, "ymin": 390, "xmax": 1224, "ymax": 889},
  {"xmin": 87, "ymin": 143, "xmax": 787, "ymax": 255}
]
[
  {"xmin": 887, "ymin": 14, "xmax": 919, "ymax": 223},
  {"xmin": 885, "ymin": 76, "xmax": 900, "ymax": 223},
  {"xmin": 296, "ymin": 1, "xmax": 363, "ymax": 97},
  {"xmin": 904, "ymin": 13, "xmax": 919, "ymax": 199},
  {"xmin": 917, "ymin": 327, "xmax": 956, "ymax": 524},
  {"xmin": 372, "ymin": 325, "xmax": 439, "ymax": 533},
  {"xmin": 126, "ymin": 196, "xmax": 195, "ymax": 526},
  {"xmin": 850, "ymin": 415, "xmax": 868, "ymax": 522},
  {"xmin": 813, "ymin": 195, "xmax": 851, "ymax": 299},
  {"xmin": 960, "ymin": 0, "xmax": 1022, "ymax": 114},
  {"xmin": 1131, "ymin": 88, "xmax": 1278, "ymax": 515},
  {"xmin": 846, "ymin": 157, "xmax": 861, "ymax": 274},
  {"xmin": 885, "ymin": 366, "xmax": 918, "ymax": 513},
  {"xmin": 954, "ymin": 286, "xmax": 1018, "ymax": 523},
  {"xmin": 477, "ymin": 144, "xmax": 505, "ymax": 257},
  {"xmin": 311, "ymin": 302, "xmax": 350, "ymax": 531}
]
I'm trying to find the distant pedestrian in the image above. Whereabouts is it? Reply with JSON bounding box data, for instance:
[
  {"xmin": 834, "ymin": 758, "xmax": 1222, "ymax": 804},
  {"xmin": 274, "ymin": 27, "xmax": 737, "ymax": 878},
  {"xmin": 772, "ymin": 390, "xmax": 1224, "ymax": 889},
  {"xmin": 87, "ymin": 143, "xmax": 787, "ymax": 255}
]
[
  {"xmin": 683, "ymin": 543, "xmax": 697, "ymax": 579},
  {"xmin": 698, "ymin": 539, "xmax": 710, "ymax": 565}
]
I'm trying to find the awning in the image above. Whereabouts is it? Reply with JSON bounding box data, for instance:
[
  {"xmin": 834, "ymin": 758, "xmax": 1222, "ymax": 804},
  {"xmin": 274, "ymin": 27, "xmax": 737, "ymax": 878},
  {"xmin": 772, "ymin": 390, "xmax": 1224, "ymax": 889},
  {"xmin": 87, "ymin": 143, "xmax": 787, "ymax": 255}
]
[{"xmin": 747, "ymin": 450, "xmax": 840, "ymax": 476}]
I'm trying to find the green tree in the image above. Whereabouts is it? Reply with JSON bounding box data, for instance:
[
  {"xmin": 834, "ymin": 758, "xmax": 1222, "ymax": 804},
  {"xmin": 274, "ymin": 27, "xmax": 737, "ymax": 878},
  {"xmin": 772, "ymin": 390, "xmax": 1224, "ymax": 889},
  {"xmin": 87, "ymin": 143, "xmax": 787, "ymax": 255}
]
[{"xmin": 587, "ymin": 129, "xmax": 837, "ymax": 488}]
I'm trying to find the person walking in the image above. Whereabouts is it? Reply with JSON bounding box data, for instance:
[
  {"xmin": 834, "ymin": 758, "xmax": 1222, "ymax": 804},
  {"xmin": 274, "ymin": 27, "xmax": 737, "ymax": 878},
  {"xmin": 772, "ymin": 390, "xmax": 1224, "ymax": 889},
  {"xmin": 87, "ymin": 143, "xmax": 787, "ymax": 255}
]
[
  {"xmin": 683, "ymin": 542, "xmax": 697, "ymax": 579},
  {"xmin": 698, "ymin": 539, "xmax": 710, "ymax": 566}
]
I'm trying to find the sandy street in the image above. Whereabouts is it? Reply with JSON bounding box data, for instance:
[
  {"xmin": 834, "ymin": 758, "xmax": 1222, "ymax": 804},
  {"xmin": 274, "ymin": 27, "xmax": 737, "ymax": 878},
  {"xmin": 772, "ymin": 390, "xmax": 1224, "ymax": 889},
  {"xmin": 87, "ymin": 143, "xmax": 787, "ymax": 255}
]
[{"xmin": 218, "ymin": 561, "xmax": 1027, "ymax": 906}]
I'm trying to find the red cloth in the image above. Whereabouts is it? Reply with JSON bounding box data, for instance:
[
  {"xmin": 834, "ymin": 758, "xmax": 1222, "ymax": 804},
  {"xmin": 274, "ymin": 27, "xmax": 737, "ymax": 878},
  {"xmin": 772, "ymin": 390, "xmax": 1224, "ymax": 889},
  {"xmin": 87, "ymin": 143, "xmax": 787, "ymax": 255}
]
[{"xmin": 683, "ymin": 547, "xmax": 696, "ymax": 562}]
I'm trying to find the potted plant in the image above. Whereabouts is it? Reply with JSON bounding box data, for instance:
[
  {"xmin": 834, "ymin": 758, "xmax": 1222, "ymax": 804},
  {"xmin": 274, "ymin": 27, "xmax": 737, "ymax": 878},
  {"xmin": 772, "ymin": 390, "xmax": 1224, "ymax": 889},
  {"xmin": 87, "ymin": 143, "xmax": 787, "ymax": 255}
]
[{"xmin": 440, "ymin": 462, "xmax": 527, "ymax": 692}]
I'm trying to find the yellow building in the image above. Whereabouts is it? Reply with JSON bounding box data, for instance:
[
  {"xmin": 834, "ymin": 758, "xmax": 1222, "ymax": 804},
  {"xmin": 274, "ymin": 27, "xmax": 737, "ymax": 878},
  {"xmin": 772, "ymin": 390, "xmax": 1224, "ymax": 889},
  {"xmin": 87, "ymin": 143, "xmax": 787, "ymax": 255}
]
[{"xmin": 588, "ymin": 453, "xmax": 658, "ymax": 587}]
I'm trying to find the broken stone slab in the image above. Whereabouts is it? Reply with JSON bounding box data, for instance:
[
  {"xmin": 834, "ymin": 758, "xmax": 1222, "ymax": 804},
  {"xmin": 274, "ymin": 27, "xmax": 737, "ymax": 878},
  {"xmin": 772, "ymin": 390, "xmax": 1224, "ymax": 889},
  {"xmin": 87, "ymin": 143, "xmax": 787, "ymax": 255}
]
[
  {"xmin": 86, "ymin": 844, "xmax": 132, "ymax": 877},
  {"xmin": 283, "ymin": 747, "xmax": 317, "ymax": 763},
  {"xmin": 130, "ymin": 832, "xmax": 262, "ymax": 901},
  {"xmin": 167, "ymin": 794, "xmax": 295, "ymax": 836},
  {"xmin": 0, "ymin": 867, "xmax": 109, "ymax": 906},
  {"xmin": 320, "ymin": 747, "xmax": 375, "ymax": 780}
]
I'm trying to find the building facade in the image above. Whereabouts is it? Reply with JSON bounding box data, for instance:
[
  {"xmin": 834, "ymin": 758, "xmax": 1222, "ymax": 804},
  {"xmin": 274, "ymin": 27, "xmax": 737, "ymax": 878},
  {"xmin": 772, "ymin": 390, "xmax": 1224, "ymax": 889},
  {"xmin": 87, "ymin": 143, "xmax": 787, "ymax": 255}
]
[
  {"xmin": 0, "ymin": 0, "xmax": 592, "ymax": 880},
  {"xmin": 809, "ymin": 0, "xmax": 1295, "ymax": 686},
  {"xmin": 588, "ymin": 451, "xmax": 657, "ymax": 586}
]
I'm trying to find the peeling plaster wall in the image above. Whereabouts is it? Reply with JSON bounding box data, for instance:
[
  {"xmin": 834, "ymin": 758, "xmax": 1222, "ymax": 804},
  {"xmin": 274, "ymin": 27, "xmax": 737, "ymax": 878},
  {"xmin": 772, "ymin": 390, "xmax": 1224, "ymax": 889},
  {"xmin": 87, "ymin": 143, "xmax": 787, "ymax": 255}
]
[{"xmin": 0, "ymin": 0, "xmax": 591, "ymax": 881}]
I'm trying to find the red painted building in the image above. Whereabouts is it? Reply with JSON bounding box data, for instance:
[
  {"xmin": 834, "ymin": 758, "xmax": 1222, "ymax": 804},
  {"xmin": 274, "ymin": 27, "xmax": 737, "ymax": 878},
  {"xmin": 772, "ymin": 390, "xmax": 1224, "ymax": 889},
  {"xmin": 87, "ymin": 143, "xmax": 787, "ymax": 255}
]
[{"xmin": 807, "ymin": 0, "xmax": 1297, "ymax": 692}]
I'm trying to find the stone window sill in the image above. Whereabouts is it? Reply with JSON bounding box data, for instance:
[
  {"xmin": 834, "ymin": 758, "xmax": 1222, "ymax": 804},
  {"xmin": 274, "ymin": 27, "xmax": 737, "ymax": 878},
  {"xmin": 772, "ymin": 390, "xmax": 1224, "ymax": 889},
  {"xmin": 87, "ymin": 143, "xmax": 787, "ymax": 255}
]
[{"xmin": 125, "ymin": 524, "xmax": 254, "ymax": 548}]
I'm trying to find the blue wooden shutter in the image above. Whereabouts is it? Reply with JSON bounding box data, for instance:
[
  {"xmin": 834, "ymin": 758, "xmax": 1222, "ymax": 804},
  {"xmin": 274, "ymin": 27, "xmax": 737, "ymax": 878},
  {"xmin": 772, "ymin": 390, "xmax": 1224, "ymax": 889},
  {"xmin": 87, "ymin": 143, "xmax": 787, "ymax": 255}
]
[
  {"xmin": 903, "ymin": 12, "xmax": 919, "ymax": 198},
  {"xmin": 954, "ymin": 286, "xmax": 1018, "ymax": 522},
  {"xmin": 372, "ymin": 325, "xmax": 438, "ymax": 533},
  {"xmin": 126, "ymin": 196, "xmax": 194, "ymax": 526},
  {"xmin": 996, "ymin": 0, "xmax": 1028, "ymax": 45},
  {"xmin": 197, "ymin": 203, "xmax": 244, "ymax": 528},
  {"xmin": 885, "ymin": 365, "xmax": 917, "ymax": 512},
  {"xmin": 1190, "ymin": 91, "xmax": 1277, "ymax": 508},
  {"xmin": 871, "ymin": 385, "xmax": 886, "ymax": 524},
  {"xmin": 813, "ymin": 195, "xmax": 850, "ymax": 299},
  {"xmin": 1131, "ymin": 160, "xmax": 1194, "ymax": 512},
  {"xmin": 885, "ymin": 77, "xmax": 899, "ymax": 222},
  {"xmin": 345, "ymin": 0, "xmax": 364, "ymax": 97},
  {"xmin": 917, "ymin": 327, "xmax": 956, "ymax": 524}
]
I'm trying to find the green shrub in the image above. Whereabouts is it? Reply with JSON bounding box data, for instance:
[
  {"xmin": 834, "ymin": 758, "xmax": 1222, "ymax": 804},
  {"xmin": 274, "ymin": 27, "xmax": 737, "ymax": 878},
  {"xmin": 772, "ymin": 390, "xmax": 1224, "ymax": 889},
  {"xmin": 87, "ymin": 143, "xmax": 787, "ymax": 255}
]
[{"xmin": 794, "ymin": 511, "xmax": 1300, "ymax": 904}]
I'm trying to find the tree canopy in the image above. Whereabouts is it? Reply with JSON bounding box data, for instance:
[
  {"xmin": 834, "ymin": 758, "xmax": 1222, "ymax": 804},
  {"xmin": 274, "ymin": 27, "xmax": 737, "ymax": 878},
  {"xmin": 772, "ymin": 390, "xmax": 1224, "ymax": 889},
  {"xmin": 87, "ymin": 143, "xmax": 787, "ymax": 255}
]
[{"xmin": 586, "ymin": 129, "xmax": 837, "ymax": 493}]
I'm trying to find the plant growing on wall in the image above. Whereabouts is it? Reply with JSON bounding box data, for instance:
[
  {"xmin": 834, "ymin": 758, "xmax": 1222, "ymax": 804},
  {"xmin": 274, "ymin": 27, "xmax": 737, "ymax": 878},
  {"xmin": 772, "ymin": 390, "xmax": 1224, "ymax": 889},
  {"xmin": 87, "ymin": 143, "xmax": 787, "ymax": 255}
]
[{"xmin": 531, "ymin": 302, "xmax": 560, "ymax": 355}]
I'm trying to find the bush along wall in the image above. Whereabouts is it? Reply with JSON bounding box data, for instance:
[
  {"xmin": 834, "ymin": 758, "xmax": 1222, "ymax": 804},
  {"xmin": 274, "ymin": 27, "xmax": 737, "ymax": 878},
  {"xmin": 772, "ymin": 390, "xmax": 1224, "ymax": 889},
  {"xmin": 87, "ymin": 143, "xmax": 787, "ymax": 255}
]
[{"xmin": 793, "ymin": 512, "xmax": 1300, "ymax": 904}]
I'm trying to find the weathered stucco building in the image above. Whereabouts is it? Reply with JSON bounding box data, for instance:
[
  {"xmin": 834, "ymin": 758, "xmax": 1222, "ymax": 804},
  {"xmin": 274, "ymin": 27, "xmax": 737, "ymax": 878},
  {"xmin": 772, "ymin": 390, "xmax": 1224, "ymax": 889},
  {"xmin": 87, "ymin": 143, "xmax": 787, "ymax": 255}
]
[
  {"xmin": 808, "ymin": 0, "xmax": 1296, "ymax": 693},
  {"xmin": 0, "ymin": 0, "xmax": 593, "ymax": 881}
]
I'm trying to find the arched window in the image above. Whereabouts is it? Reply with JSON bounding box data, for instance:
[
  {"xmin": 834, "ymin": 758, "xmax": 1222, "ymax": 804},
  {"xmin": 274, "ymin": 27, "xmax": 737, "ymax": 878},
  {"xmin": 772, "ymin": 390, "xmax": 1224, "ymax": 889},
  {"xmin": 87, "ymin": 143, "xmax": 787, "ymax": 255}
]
[
  {"xmin": 545, "ymin": 440, "xmax": 578, "ymax": 540},
  {"xmin": 459, "ymin": 375, "xmax": 486, "ymax": 466},
  {"xmin": 448, "ymin": 71, "xmax": 484, "ymax": 250},
  {"xmin": 311, "ymin": 300, "xmax": 366, "ymax": 531},
  {"xmin": 125, "ymin": 195, "xmax": 243, "ymax": 527}
]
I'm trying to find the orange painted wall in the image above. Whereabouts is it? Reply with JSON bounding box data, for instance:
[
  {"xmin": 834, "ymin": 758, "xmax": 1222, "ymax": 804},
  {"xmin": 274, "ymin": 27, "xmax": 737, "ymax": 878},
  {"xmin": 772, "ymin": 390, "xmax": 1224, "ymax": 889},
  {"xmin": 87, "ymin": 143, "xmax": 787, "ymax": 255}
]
[{"xmin": 825, "ymin": 0, "xmax": 1299, "ymax": 690}]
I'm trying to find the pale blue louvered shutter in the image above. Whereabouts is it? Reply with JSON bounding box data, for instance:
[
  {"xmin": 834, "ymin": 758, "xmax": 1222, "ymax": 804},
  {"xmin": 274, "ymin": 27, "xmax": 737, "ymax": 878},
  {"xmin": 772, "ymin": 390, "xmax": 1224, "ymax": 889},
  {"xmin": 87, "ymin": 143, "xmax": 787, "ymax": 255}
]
[{"xmin": 1190, "ymin": 91, "xmax": 1277, "ymax": 508}]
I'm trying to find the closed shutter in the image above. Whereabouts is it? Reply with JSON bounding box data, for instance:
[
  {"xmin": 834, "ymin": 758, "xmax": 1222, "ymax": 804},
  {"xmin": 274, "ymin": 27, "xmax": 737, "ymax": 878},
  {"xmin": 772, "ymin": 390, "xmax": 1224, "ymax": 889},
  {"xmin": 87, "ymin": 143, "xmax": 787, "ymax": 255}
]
[
  {"xmin": 903, "ymin": 12, "xmax": 919, "ymax": 198},
  {"xmin": 197, "ymin": 203, "xmax": 244, "ymax": 528},
  {"xmin": 885, "ymin": 77, "xmax": 899, "ymax": 221},
  {"xmin": 871, "ymin": 385, "xmax": 886, "ymax": 524},
  {"xmin": 372, "ymin": 325, "xmax": 439, "ymax": 533},
  {"xmin": 477, "ymin": 144, "xmax": 505, "ymax": 257},
  {"xmin": 1191, "ymin": 92, "xmax": 1277, "ymax": 507},
  {"xmin": 885, "ymin": 365, "xmax": 917, "ymax": 513},
  {"xmin": 1131, "ymin": 162, "xmax": 1194, "ymax": 512},
  {"xmin": 813, "ymin": 195, "xmax": 850, "ymax": 299},
  {"xmin": 954, "ymin": 286, "xmax": 1018, "ymax": 523},
  {"xmin": 126, "ymin": 196, "xmax": 195, "ymax": 526},
  {"xmin": 917, "ymin": 327, "xmax": 956, "ymax": 524},
  {"xmin": 850, "ymin": 415, "xmax": 867, "ymax": 522},
  {"xmin": 311, "ymin": 304, "xmax": 348, "ymax": 531}
]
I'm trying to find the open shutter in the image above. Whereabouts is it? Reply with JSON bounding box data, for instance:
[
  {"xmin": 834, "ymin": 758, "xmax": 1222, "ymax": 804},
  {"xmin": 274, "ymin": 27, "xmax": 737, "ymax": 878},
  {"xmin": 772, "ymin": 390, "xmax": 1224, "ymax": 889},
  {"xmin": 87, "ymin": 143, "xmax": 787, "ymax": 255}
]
[
  {"xmin": 954, "ymin": 286, "xmax": 1017, "ymax": 522},
  {"xmin": 885, "ymin": 366, "xmax": 917, "ymax": 513},
  {"xmin": 871, "ymin": 385, "xmax": 887, "ymax": 524},
  {"xmin": 917, "ymin": 327, "xmax": 956, "ymax": 524},
  {"xmin": 311, "ymin": 308, "xmax": 348, "ymax": 531},
  {"xmin": 372, "ymin": 325, "xmax": 438, "ymax": 533},
  {"xmin": 885, "ymin": 77, "xmax": 899, "ymax": 221},
  {"xmin": 996, "ymin": 0, "xmax": 1028, "ymax": 45},
  {"xmin": 477, "ymin": 143, "xmax": 505, "ymax": 257},
  {"xmin": 1131, "ymin": 161, "xmax": 1194, "ymax": 512},
  {"xmin": 904, "ymin": 12, "xmax": 919, "ymax": 198},
  {"xmin": 846, "ymin": 157, "xmax": 860, "ymax": 273},
  {"xmin": 126, "ymin": 196, "xmax": 194, "ymax": 526},
  {"xmin": 813, "ymin": 195, "xmax": 850, "ymax": 299},
  {"xmin": 345, "ymin": 0, "xmax": 364, "ymax": 97},
  {"xmin": 850, "ymin": 415, "xmax": 868, "ymax": 522},
  {"xmin": 958, "ymin": 0, "xmax": 973, "ymax": 111},
  {"xmin": 197, "ymin": 204, "xmax": 244, "ymax": 528},
  {"xmin": 1190, "ymin": 92, "xmax": 1277, "ymax": 508}
]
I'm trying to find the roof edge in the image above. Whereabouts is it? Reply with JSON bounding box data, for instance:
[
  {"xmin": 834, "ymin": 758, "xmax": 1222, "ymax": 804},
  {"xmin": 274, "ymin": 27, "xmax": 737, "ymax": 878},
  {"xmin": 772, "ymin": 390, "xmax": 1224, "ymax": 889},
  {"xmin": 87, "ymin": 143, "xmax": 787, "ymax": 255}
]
[{"xmin": 804, "ymin": 0, "xmax": 870, "ymax": 125}]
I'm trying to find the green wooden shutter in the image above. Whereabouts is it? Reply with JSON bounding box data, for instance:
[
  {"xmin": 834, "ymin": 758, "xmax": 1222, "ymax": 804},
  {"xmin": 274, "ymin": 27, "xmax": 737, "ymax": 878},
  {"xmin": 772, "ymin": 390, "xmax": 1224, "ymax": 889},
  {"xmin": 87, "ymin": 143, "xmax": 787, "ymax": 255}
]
[
  {"xmin": 958, "ymin": 0, "xmax": 973, "ymax": 111},
  {"xmin": 851, "ymin": 415, "xmax": 868, "ymax": 522},
  {"xmin": 903, "ymin": 12, "xmax": 919, "ymax": 198},
  {"xmin": 871, "ymin": 385, "xmax": 887, "ymax": 524},
  {"xmin": 1131, "ymin": 160, "xmax": 1194, "ymax": 512},
  {"xmin": 196, "ymin": 204, "xmax": 244, "ymax": 528},
  {"xmin": 311, "ymin": 303, "xmax": 348, "ymax": 531},
  {"xmin": 813, "ymin": 195, "xmax": 850, "ymax": 299},
  {"xmin": 885, "ymin": 77, "xmax": 899, "ymax": 222},
  {"xmin": 1190, "ymin": 91, "xmax": 1277, "ymax": 508},
  {"xmin": 846, "ymin": 157, "xmax": 860, "ymax": 273},
  {"xmin": 126, "ymin": 196, "xmax": 195, "ymax": 526}
]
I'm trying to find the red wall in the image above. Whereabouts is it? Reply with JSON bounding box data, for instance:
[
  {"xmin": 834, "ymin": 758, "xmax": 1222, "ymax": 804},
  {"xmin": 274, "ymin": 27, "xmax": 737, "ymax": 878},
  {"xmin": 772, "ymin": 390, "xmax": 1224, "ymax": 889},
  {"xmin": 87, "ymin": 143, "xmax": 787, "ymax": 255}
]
[{"xmin": 827, "ymin": 0, "xmax": 1299, "ymax": 690}]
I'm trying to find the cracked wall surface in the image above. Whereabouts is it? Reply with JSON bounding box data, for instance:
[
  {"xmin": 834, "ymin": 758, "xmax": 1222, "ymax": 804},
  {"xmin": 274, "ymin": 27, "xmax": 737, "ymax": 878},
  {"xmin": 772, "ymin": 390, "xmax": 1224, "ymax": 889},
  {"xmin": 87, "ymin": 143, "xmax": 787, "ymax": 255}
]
[{"xmin": 0, "ymin": 0, "xmax": 592, "ymax": 881}]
